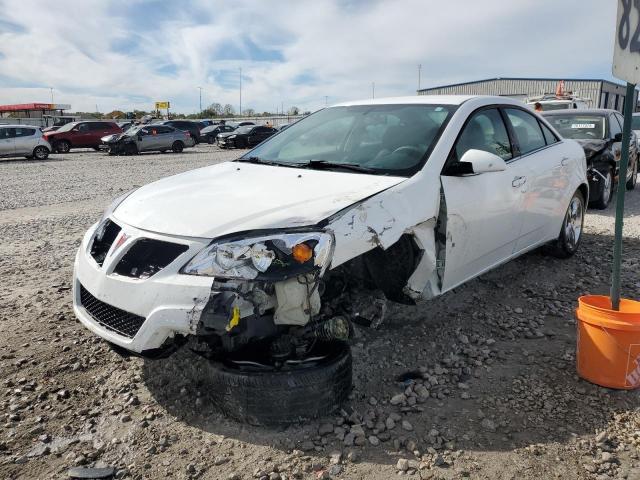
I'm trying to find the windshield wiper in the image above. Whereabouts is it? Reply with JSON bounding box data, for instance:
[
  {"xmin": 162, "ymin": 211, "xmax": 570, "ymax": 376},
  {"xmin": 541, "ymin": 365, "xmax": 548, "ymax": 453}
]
[
  {"xmin": 299, "ymin": 159, "xmax": 375, "ymax": 173},
  {"xmin": 236, "ymin": 156, "xmax": 301, "ymax": 168}
]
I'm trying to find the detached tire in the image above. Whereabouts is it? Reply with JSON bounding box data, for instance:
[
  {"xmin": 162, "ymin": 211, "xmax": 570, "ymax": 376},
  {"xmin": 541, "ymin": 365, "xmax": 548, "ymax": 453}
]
[
  {"xmin": 627, "ymin": 156, "xmax": 638, "ymax": 191},
  {"xmin": 592, "ymin": 167, "xmax": 613, "ymax": 210},
  {"xmin": 208, "ymin": 342, "xmax": 352, "ymax": 426}
]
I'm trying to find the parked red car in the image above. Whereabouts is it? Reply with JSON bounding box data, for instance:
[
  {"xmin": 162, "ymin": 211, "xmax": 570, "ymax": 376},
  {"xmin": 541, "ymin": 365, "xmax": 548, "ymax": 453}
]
[{"xmin": 43, "ymin": 121, "xmax": 122, "ymax": 153}]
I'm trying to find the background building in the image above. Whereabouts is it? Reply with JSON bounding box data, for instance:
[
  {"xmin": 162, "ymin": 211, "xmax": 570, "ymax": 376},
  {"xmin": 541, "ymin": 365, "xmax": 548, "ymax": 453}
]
[
  {"xmin": 417, "ymin": 77, "xmax": 637, "ymax": 112},
  {"xmin": 0, "ymin": 103, "xmax": 72, "ymax": 127}
]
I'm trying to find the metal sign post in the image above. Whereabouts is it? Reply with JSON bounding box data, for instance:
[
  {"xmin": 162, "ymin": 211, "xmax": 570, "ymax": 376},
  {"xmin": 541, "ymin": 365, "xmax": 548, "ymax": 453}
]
[
  {"xmin": 611, "ymin": 0, "xmax": 640, "ymax": 309},
  {"xmin": 610, "ymin": 82, "xmax": 635, "ymax": 310}
]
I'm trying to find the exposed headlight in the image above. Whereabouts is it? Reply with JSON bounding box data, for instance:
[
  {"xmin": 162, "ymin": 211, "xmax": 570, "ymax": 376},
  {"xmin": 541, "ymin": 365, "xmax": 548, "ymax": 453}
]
[
  {"xmin": 182, "ymin": 232, "xmax": 334, "ymax": 280},
  {"xmin": 94, "ymin": 188, "xmax": 138, "ymax": 239},
  {"xmin": 227, "ymin": 135, "xmax": 237, "ymax": 139}
]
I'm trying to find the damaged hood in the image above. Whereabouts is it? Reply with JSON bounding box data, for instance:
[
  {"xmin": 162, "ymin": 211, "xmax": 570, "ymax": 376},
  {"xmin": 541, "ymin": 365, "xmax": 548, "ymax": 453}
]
[
  {"xmin": 574, "ymin": 139, "xmax": 609, "ymax": 162},
  {"xmin": 113, "ymin": 162, "xmax": 405, "ymax": 238}
]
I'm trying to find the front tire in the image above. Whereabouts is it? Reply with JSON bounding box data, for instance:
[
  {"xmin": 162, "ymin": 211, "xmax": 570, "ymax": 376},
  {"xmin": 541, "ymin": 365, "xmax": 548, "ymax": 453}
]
[
  {"xmin": 207, "ymin": 136, "xmax": 215, "ymax": 145},
  {"xmin": 171, "ymin": 141, "xmax": 184, "ymax": 153},
  {"xmin": 207, "ymin": 342, "xmax": 352, "ymax": 426},
  {"xmin": 55, "ymin": 140, "xmax": 70, "ymax": 153},
  {"xmin": 546, "ymin": 190, "xmax": 585, "ymax": 258},
  {"xmin": 592, "ymin": 167, "xmax": 613, "ymax": 210},
  {"xmin": 32, "ymin": 146, "xmax": 49, "ymax": 160}
]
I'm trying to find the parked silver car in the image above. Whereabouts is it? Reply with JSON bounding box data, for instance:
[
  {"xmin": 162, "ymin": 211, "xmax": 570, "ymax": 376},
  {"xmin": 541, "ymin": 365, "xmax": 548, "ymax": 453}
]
[
  {"xmin": 0, "ymin": 125, "xmax": 51, "ymax": 160},
  {"xmin": 102, "ymin": 124, "xmax": 196, "ymax": 155}
]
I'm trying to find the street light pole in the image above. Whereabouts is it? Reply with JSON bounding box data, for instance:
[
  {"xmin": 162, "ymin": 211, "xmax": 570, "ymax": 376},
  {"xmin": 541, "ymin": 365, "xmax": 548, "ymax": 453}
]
[
  {"xmin": 50, "ymin": 88, "xmax": 54, "ymax": 104},
  {"xmin": 197, "ymin": 86, "xmax": 203, "ymax": 114},
  {"xmin": 418, "ymin": 64, "xmax": 422, "ymax": 92},
  {"xmin": 324, "ymin": 96, "xmax": 328, "ymax": 107},
  {"xmin": 372, "ymin": 82, "xmax": 375, "ymax": 99},
  {"xmin": 239, "ymin": 68, "xmax": 242, "ymax": 116}
]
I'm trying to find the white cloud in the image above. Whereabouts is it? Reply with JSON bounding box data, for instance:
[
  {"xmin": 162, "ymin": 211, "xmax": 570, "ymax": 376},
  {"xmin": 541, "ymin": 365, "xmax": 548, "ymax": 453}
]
[{"xmin": 0, "ymin": 0, "xmax": 618, "ymax": 114}]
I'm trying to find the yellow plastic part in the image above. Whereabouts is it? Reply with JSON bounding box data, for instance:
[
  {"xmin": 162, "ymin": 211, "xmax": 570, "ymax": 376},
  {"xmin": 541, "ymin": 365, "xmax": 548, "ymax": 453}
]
[{"xmin": 225, "ymin": 306, "xmax": 241, "ymax": 332}]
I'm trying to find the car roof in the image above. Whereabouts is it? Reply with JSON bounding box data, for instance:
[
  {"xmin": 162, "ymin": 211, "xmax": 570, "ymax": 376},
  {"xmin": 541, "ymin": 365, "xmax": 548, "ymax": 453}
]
[
  {"xmin": 542, "ymin": 109, "xmax": 617, "ymax": 116},
  {"xmin": 0, "ymin": 124, "xmax": 39, "ymax": 128},
  {"xmin": 332, "ymin": 94, "xmax": 517, "ymax": 107}
]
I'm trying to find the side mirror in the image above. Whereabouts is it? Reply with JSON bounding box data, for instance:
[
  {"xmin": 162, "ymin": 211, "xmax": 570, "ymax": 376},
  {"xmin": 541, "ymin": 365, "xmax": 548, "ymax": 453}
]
[
  {"xmin": 614, "ymin": 132, "xmax": 623, "ymax": 142},
  {"xmin": 458, "ymin": 149, "xmax": 507, "ymax": 174}
]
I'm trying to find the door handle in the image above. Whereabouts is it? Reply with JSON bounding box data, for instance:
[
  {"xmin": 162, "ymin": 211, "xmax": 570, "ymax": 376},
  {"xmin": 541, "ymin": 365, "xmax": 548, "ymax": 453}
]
[
  {"xmin": 512, "ymin": 176, "xmax": 526, "ymax": 187},
  {"xmin": 561, "ymin": 157, "xmax": 570, "ymax": 166}
]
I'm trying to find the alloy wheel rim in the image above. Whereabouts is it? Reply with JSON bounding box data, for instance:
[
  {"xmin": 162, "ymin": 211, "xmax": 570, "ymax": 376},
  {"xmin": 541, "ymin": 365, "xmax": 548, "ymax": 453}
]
[
  {"xmin": 35, "ymin": 147, "xmax": 46, "ymax": 159},
  {"xmin": 603, "ymin": 171, "xmax": 612, "ymax": 204},
  {"xmin": 564, "ymin": 196, "xmax": 583, "ymax": 250}
]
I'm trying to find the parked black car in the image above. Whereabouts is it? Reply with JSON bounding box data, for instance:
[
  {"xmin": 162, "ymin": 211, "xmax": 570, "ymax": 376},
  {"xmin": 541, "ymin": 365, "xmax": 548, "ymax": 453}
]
[
  {"xmin": 543, "ymin": 109, "xmax": 638, "ymax": 209},
  {"xmin": 200, "ymin": 124, "xmax": 236, "ymax": 144},
  {"xmin": 217, "ymin": 125, "xmax": 277, "ymax": 148},
  {"xmin": 155, "ymin": 120, "xmax": 204, "ymax": 143}
]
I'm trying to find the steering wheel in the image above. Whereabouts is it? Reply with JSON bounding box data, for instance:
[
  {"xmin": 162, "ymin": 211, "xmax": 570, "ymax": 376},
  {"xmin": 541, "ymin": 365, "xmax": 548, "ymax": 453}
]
[{"xmin": 391, "ymin": 145, "xmax": 422, "ymax": 156}]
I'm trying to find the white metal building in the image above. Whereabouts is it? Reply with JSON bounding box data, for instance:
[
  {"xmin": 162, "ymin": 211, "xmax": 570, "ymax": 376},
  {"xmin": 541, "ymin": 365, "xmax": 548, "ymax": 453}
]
[{"xmin": 417, "ymin": 78, "xmax": 637, "ymax": 112}]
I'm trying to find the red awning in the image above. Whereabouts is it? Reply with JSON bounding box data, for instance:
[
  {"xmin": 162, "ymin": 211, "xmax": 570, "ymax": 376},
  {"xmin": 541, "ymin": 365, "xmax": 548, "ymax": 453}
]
[{"xmin": 0, "ymin": 103, "xmax": 69, "ymax": 112}]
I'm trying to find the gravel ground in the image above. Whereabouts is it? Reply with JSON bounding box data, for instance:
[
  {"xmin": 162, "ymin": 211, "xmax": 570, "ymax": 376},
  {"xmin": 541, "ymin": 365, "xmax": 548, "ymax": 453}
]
[{"xmin": 1, "ymin": 145, "xmax": 640, "ymax": 480}]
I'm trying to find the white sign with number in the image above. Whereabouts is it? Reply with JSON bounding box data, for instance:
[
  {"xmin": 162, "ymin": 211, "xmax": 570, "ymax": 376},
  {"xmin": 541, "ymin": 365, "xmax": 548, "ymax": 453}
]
[{"xmin": 613, "ymin": 0, "xmax": 640, "ymax": 83}]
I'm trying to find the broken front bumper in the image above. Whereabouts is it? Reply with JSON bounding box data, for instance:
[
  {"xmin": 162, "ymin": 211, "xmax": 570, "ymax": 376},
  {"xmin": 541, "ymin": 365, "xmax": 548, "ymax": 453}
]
[{"xmin": 72, "ymin": 220, "xmax": 215, "ymax": 354}]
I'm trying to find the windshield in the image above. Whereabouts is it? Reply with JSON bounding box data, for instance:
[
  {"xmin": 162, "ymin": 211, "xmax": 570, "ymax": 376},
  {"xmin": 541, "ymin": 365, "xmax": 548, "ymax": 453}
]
[
  {"xmin": 244, "ymin": 104, "xmax": 454, "ymax": 175},
  {"xmin": 545, "ymin": 115, "xmax": 606, "ymax": 140},
  {"xmin": 56, "ymin": 122, "xmax": 78, "ymax": 133},
  {"xmin": 235, "ymin": 126, "xmax": 253, "ymax": 134}
]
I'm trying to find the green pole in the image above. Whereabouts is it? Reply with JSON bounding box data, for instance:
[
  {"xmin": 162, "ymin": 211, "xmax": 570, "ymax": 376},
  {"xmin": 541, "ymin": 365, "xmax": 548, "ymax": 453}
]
[{"xmin": 610, "ymin": 81, "xmax": 636, "ymax": 310}]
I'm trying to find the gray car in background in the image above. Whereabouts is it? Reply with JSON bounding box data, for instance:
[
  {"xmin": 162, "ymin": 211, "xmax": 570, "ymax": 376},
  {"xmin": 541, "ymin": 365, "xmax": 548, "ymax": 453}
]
[
  {"xmin": 0, "ymin": 125, "xmax": 52, "ymax": 160},
  {"xmin": 102, "ymin": 124, "xmax": 196, "ymax": 155}
]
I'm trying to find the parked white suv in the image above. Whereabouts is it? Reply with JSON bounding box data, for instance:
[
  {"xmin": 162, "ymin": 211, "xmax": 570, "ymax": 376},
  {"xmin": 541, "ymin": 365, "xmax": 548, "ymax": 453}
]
[
  {"xmin": 72, "ymin": 95, "xmax": 587, "ymax": 424},
  {"xmin": 0, "ymin": 125, "xmax": 51, "ymax": 160}
]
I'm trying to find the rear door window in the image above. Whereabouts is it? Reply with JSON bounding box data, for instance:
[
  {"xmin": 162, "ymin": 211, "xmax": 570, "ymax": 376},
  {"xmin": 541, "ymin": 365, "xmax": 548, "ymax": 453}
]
[
  {"xmin": 15, "ymin": 128, "xmax": 36, "ymax": 137},
  {"xmin": 504, "ymin": 108, "xmax": 546, "ymax": 155},
  {"xmin": 541, "ymin": 122, "xmax": 559, "ymax": 145}
]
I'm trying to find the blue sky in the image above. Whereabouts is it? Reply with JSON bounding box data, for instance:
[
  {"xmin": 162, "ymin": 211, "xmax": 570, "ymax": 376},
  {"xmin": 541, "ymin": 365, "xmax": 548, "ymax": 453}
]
[{"xmin": 0, "ymin": 0, "xmax": 621, "ymax": 114}]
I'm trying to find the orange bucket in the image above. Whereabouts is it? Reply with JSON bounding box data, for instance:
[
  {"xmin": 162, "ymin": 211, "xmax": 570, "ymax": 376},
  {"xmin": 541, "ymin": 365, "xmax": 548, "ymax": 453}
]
[{"xmin": 576, "ymin": 295, "xmax": 640, "ymax": 389}]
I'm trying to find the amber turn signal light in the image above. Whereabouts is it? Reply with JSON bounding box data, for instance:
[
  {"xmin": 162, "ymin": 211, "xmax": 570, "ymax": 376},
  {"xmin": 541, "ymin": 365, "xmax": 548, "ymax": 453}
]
[{"xmin": 292, "ymin": 243, "xmax": 313, "ymax": 263}]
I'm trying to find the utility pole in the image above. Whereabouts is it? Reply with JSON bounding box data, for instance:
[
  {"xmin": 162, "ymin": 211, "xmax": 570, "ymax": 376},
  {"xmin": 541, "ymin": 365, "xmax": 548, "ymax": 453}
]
[
  {"xmin": 197, "ymin": 86, "xmax": 203, "ymax": 114},
  {"xmin": 372, "ymin": 82, "xmax": 375, "ymax": 99},
  {"xmin": 50, "ymin": 88, "xmax": 54, "ymax": 104},
  {"xmin": 418, "ymin": 64, "xmax": 422, "ymax": 92},
  {"xmin": 239, "ymin": 68, "xmax": 242, "ymax": 116}
]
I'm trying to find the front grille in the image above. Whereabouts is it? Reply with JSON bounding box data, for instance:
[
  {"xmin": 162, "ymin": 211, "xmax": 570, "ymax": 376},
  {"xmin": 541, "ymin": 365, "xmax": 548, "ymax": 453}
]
[
  {"xmin": 90, "ymin": 219, "xmax": 121, "ymax": 266},
  {"xmin": 113, "ymin": 239, "xmax": 188, "ymax": 279},
  {"xmin": 79, "ymin": 284, "xmax": 145, "ymax": 338}
]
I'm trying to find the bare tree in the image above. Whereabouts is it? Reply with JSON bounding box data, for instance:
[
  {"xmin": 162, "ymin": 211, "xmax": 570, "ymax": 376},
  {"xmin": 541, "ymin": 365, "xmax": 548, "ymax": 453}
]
[
  {"xmin": 242, "ymin": 108, "xmax": 255, "ymax": 116},
  {"xmin": 288, "ymin": 106, "xmax": 300, "ymax": 115},
  {"xmin": 223, "ymin": 104, "xmax": 235, "ymax": 115},
  {"xmin": 209, "ymin": 103, "xmax": 223, "ymax": 115}
]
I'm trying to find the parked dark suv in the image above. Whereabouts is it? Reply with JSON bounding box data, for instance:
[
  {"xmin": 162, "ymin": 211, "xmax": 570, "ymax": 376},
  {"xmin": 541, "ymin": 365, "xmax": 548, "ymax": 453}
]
[
  {"xmin": 43, "ymin": 121, "xmax": 122, "ymax": 153},
  {"xmin": 156, "ymin": 120, "xmax": 204, "ymax": 143}
]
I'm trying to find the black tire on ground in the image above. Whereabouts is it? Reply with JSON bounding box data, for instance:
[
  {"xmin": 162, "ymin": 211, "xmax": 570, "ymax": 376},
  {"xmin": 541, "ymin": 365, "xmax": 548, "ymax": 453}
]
[
  {"xmin": 125, "ymin": 143, "xmax": 138, "ymax": 155},
  {"xmin": 92, "ymin": 147, "xmax": 100, "ymax": 151},
  {"xmin": 627, "ymin": 156, "xmax": 638, "ymax": 190},
  {"xmin": 32, "ymin": 146, "xmax": 49, "ymax": 160},
  {"xmin": 545, "ymin": 189, "xmax": 585, "ymax": 258},
  {"xmin": 55, "ymin": 140, "xmax": 71, "ymax": 153},
  {"xmin": 207, "ymin": 342, "xmax": 352, "ymax": 426},
  {"xmin": 592, "ymin": 167, "xmax": 613, "ymax": 210},
  {"xmin": 172, "ymin": 141, "xmax": 184, "ymax": 153},
  {"xmin": 234, "ymin": 138, "xmax": 247, "ymax": 149},
  {"xmin": 160, "ymin": 150, "xmax": 167, "ymax": 153},
  {"xmin": 207, "ymin": 136, "xmax": 215, "ymax": 144}
]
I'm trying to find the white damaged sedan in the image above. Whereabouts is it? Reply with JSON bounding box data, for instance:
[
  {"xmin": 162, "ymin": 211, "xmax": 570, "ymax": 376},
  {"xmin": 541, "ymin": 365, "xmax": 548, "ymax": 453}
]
[{"xmin": 73, "ymin": 95, "xmax": 586, "ymax": 422}]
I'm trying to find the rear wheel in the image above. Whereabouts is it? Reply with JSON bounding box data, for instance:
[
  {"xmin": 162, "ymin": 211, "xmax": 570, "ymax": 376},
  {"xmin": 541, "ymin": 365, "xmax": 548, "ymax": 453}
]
[
  {"xmin": 592, "ymin": 167, "xmax": 613, "ymax": 210},
  {"xmin": 545, "ymin": 190, "xmax": 585, "ymax": 258},
  {"xmin": 32, "ymin": 146, "xmax": 49, "ymax": 160},
  {"xmin": 172, "ymin": 141, "xmax": 184, "ymax": 153},
  {"xmin": 207, "ymin": 341, "xmax": 352, "ymax": 426},
  {"xmin": 627, "ymin": 155, "xmax": 638, "ymax": 190},
  {"xmin": 207, "ymin": 136, "xmax": 215, "ymax": 145},
  {"xmin": 55, "ymin": 140, "xmax": 70, "ymax": 153}
]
